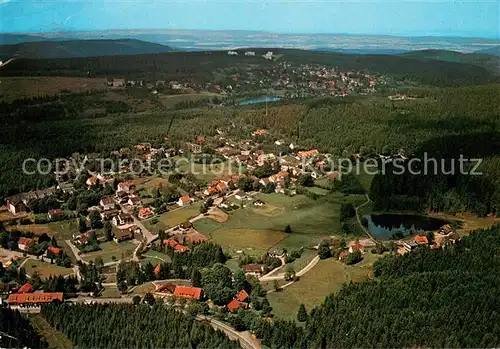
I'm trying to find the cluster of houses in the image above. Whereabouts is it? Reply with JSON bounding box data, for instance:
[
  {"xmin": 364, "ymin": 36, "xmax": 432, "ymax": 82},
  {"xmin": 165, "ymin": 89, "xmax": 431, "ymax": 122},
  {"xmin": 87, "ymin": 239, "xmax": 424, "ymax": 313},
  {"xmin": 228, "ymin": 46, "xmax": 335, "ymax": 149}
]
[
  {"xmin": 2, "ymin": 282, "xmax": 64, "ymax": 308},
  {"xmin": 5, "ymin": 188, "xmax": 58, "ymax": 216},
  {"xmin": 396, "ymin": 224, "xmax": 461, "ymax": 255}
]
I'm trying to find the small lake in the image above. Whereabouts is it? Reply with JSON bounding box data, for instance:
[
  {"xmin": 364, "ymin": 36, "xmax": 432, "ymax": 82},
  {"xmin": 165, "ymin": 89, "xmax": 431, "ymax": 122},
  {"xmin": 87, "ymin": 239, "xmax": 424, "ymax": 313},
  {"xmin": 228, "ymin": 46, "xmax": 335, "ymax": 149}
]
[
  {"xmin": 365, "ymin": 213, "xmax": 450, "ymax": 240},
  {"xmin": 239, "ymin": 97, "xmax": 281, "ymax": 106}
]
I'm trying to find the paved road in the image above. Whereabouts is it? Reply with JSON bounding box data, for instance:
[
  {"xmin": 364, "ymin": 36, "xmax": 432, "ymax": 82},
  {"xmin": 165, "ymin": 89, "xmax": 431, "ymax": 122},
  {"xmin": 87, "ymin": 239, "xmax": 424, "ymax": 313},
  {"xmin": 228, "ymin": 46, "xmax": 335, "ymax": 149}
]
[
  {"xmin": 65, "ymin": 240, "xmax": 86, "ymax": 264},
  {"xmin": 259, "ymin": 255, "xmax": 320, "ymax": 281},
  {"xmin": 196, "ymin": 315, "xmax": 260, "ymax": 349},
  {"xmin": 355, "ymin": 193, "xmax": 375, "ymax": 241}
]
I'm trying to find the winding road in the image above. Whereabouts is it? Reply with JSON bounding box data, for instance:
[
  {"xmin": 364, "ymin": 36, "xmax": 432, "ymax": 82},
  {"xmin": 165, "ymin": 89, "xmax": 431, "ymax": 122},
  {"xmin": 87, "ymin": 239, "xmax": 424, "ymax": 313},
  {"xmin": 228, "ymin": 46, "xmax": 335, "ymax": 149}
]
[
  {"xmin": 259, "ymin": 255, "xmax": 320, "ymax": 282},
  {"xmin": 355, "ymin": 193, "xmax": 375, "ymax": 240}
]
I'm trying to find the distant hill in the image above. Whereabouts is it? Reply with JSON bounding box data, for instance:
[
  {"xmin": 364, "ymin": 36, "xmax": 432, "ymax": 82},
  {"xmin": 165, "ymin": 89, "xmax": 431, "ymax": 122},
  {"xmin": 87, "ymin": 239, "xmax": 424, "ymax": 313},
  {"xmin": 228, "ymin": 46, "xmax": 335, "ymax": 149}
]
[
  {"xmin": 474, "ymin": 46, "xmax": 500, "ymax": 56},
  {"xmin": 399, "ymin": 49, "xmax": 500, "ymax": 74},
  {"xmin": 0, "ymin": 39, "xmax": 175, "ymax": 59},
  {"xmin": 313, "ymin": 48, "xmax": 409, "ymax": 55},
  {"xmin": 0, "ymin": 34, "xmax": 68, "ymax": 45}
]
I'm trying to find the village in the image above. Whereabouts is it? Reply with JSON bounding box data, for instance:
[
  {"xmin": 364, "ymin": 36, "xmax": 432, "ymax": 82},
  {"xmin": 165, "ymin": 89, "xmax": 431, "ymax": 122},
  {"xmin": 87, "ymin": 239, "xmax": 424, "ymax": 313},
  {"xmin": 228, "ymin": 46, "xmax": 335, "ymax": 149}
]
[
  {"xmin": 106, "ymin": 50, "xmax": 390, "ymax": 101},
  {"xmin": 0, "ymin": 124, "xmax": 462, "ymax": 323}
]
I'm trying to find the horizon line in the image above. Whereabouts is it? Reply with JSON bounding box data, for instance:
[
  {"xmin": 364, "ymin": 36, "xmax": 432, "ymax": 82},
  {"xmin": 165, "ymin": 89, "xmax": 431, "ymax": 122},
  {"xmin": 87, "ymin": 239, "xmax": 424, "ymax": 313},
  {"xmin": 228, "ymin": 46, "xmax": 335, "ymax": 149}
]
[{"xmin": 1, "ymin": 28, "xmax": 499, "ymax": 41}]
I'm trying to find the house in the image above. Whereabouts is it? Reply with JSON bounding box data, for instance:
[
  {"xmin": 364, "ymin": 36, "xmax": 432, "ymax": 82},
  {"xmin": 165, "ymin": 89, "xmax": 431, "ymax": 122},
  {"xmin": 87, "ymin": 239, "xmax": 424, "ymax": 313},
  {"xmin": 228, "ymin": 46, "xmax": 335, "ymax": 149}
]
[
  {"xmin": 257, "ymin": 153, "xmax": 275, "ymax": 166},
  {"xmin": 259, "ymin": 178, "xmax": 270, "ymax": 187},
  {"xmin": 7, "ymin": 292, "xmax": 63, "ymax": 306},
  {"xmin": 414, "ymin": 235, "xmax": 429, "ymax": 245},
  {"xmin": 138, "ymin": 207, "xmax": 154, "ymax": 220},
  {"xmin": 242, "ymin": 264, "xmax": 265, "ymax": 276},
  {"xmin": 338, "ymin": 251, "xmax": 349, "ymax": 261},
  {"xmin": 245, "ymin": 51, "xmax": 255, "ymax": 56},
  {"xmin": 164, "ymin": 239, "xmax": 189, "ymax": 253},
  {"xmin": 179, "ymin": 221, "xmax": 193, "ymax": 230},
  {"xmin": 177, "ymin": 195, "xmax": 193, "ymax": 207},
  {"xmin": 216, "ymin": 182, "xmax": 229, "ymax": 194},
  {"xmin": 234, "ymin": 190, "xmax": 246, "ymax": 200},
  {"xmin": 349, "ymin": 243, "xmax": 365, "ymax": 254},
  {"xmin": 114, "ymin": 228, "xmax": 133, "ymax": 243},
  {"xmin": 100, "ymin": 197, "xmax": 116, "ymax": 211},
  {"xmin": 47, "ymin": 246, "xmax": 62, "ymax": 256},
  {"xmin": 18, "ymin": 283, "xmax": 33, "ymax": 294},
  {"xmin": 127, "ymin": 196, "xmax": 142, "ymax": 207},
  {"xmin": 253, "ymin": 200, "xmax": 265, "ymax": 207},
  {"xmin": 196, "ymin": 135, "xmax": 206, "ymax": 143},
  {"xmin": 401, "ymin": 240, "xmax": 418, "ymax": 252},
  {"xmin": 112, "ymin": 213, "xmax": 134, "ymax": 227},
  {"xmin": 100, "ymin": 209, "xmax": 120, "ymax": 221},
  {"xmin": 269, "ymin": 248, "xmax": 286, "ymax": 258},
  {"xmin": 48, "ymin": 209, "xmax": 63, "ymax": 220},
  {"xmin": 227, "ymin": 51, "xmax": 238, "ymax": 56},
  {"xmin": 296, "ymin": 149, "xmax": 319, "ymax": 160},
  {"xmin": 204, "ymin": 186, "xmax": 219, "ymax": 196},
  {"xmin": 153, "ymin": 264, "xmax": 161, "ymax": 277},
  {"xmin": 186, "ymin": 142, "xmax": 202, "ymax": 154},
  {"xmin": 18, "ymin": 237, "xmax": 34, "ymax": 252},
  {"xmin": 6, "ymin": 200, "xmax": 26, "ymax": 216},
  {"xmin": 235, "ymin": 289, "xmax": 249, "ymax": 302},
  {"xmin": 252, "ymin": 129, "xmax": 266, "ymax": 136},
  {"xmin": 173, "ymin": 286, "xmax": 203, "ymax": 300},
  {"xmin": 57, "ymin": 182, "xmax": 75, "ymax": 194},
  {"xmin": 227, "ymin": 299, "xmax": 241, "ymax": 313},
  {"xmin": 155, "ymin": 283, "xmax": 176, "ymax": 295},
  {"xmin": 110, "ymin": 78, "xmax": 125, "ymax": 87},
  {"xmin": 117, "ymin": 181, "xmax": 136, "ymax": 193}
]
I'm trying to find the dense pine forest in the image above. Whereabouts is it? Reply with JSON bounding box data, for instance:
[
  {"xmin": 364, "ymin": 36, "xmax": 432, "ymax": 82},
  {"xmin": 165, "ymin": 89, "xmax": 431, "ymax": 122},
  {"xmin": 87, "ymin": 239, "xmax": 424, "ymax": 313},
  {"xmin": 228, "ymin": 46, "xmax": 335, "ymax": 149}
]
[
  {"xmin": 41, "ymin": 303, "xmax": 239, "ymax": 349},
  {"xmin": 0, "ymin": 308, "xmax": 47, "ymax": 348},
  {"xmin": 254, "ymin": 224, "xmax": 500, "ymax": 348}
]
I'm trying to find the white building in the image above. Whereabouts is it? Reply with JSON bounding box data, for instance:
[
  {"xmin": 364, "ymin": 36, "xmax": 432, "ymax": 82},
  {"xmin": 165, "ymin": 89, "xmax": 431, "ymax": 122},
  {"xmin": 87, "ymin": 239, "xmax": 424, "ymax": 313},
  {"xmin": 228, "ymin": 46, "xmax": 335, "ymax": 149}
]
[
  {"xmin": 245, "ymin": 51, "xmax": 255, "ymax": 56},
  {"xmin": 227, "ymin": 51, "xmax": 238, "ymax": 56}
]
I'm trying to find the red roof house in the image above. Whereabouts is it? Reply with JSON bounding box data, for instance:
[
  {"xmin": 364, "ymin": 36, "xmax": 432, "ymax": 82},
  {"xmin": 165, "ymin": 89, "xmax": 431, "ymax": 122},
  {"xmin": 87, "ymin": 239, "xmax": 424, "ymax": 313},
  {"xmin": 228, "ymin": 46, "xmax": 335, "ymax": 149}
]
[
  {"xmin": 414, "ymin": 235, "xmax": 429, "ymax": 245},
  {"xmin": 235, "ymin": 289, "xmax": 249, "ymax": 302},
  {"xmin": 227, "ymin": 299, "xmax": 241, "ymax": 312},
  {"xmin": 197, "ymin": 135, "xmax": 206, "ymax": 143},
  {"xmin": 18, "ymin": 237, "xmax": 34, "ymax": 251},
  {"xmin": 8, "ymin": 292, "xmax": 63, "ymax": 305},
  {"xmin": 349, "ymin": 243, "xmax": 365, "ymax": 254},
  {"xmin": 173, "ymin": 286, "xmax": 203, "ymax": 300},
  {"xmin": 153, "ymin": 264, "xmax": 161, "ymax": 276},
  {"xmin": 47, "ymin": 246, "xmax": 62, "ymax": 255},
  {"xmin": 18, "ymin": 283, "xmax": 33, "ymax": 294}
]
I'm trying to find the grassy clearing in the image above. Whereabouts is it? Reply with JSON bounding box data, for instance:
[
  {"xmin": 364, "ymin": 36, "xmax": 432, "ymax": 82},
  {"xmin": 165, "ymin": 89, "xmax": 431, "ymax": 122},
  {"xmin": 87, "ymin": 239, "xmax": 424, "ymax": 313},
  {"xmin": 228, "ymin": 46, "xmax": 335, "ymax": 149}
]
[
  {"xmin": 305, "ymin": 186, "xmax": 330, "ymax": 196},
  {"xmin": 158, "ymin": 92, "xmax": 222, "ymax": 108},
  {"xmin": 100, "ymin": 286, "xmax": 122, "ymax": 298},
  {"xmin": 267, "ymin": 253, "xmax": 384, "ymax": 320},
  {"xmin": 22, "ymin": 259, "xmax": 74, "ymax": 279},
  {"xmin": 279, "ymin": 249, "xmax": 318, "ymax": 272},
  {"xmin": 0, "ymin": 76, "xmax": 106, "ymax": 100},
  {"xmin": 142, "ymin": 250, "xmax": 171, "ymax": 262},
  {"xmin": 132, "ymin": 281, "xmax": 157, "ymax": 296},
  {"xmin": 81, "ymin": 241, "xmax": 137, "ymax": 264},
  {"xmin": 144, "ymin": 204, "xmax": 201, "ymax": 233},
  {"xmin": 429, "ymin": 212, "xmax": 500, "ymax": 236},
  {"xmin": 193, "ymin": 193, "xmax": 343, "ymax": 257},
  {"xmin": 29, "ymin": 314, "xmax": 73, "ymax": 349}
]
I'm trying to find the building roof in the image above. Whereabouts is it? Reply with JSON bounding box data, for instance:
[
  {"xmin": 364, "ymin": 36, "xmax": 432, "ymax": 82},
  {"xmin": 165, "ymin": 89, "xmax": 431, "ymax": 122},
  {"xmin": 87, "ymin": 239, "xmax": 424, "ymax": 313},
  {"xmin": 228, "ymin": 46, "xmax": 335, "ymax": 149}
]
[
  {"xmin": 153, "ymin": 264, "xmax": 161, "ymax": 276},
  {"xmin": 100, "ymin": 197, "xmax": 115, "ymax": 205},
  {"xmin": 173, "ymin": 286, "xmax": 203, "ymax": 300},
  {"xmin": 296, "ymin": 149, "xmax": 319, "ymax": 159},
  {"xmin": 18, "ymin": 237, "xmax": 33, "ymax": 246},
  {"xmin": 216, "ymin": 182, "xmax": 228, "ymax": 190},
  {"xmin": 115, "ymin": 229, "xmax": 132, "ymax": 240},
  {"xmin": 242, "ymin": 264, "xmax": 264, "ymax": 272},
  {"xmin": 235, "ymin": 289, "xmax": 249, "ymax": 302},
  {"xmin": 227, "ymin": 299, "xmax": 240, "ymax": 312},
  {"xmin": 47, "ymin": 246, "xmax": 62, "ymax": 255},
  {"xmin": 139, "ymin": 207, "xmax": 153, "ymax": 217},
  {"xmin": 179, "ymin": 195, "xmax": 192, "ymax": 203},
  {"xmin": 414, "ymin": 235, "xmax": 429, "ymax": 245},
  {"xmin": 48, "ymin": 209, "xmax": 63, "ymax": 215},
  {"xmin": 8, "ymin": 292, "xmax": 63, "ymax": 304},
  {"xmin": 350, "ymin": 243, "xmax": 364, "ymax": 252},
  {"xmin": 156, "ymin": 283, "xmax": 176, "ymax": 294},
  {"xmin": 18, "ymin": 283, "xmax": 33, "ymax": 293}
]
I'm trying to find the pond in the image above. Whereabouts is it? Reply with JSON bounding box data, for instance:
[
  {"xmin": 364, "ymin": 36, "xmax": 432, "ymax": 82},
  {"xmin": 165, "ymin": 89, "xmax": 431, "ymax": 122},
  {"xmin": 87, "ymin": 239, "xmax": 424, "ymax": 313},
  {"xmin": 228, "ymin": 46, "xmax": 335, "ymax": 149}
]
[
  {"xmin": 365, "ymin": 213, "xmax": 450, "ymax": 240},
  {"xmin": 239, "ymin": 97, "xmax": 281, "ymax": 106}
]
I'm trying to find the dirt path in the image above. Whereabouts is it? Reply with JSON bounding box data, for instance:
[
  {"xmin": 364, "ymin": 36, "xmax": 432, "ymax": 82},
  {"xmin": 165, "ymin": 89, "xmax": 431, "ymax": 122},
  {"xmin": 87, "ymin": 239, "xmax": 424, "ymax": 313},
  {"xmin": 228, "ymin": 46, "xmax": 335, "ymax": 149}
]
[{"xmin": 356, "ymin": 194, "xmax": 375, "ymax": 240}]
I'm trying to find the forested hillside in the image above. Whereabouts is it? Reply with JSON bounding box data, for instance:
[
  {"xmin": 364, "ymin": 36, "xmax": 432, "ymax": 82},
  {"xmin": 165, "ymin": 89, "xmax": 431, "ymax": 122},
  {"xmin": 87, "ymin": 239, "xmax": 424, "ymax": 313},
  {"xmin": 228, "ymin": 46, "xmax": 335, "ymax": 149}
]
[
  {"xmin": 0, "ymin": 308, "xmax": 47, "ymax": 348},
  {"xmin": 1, "ymin": 48, "xmax": 496, "ymax": 86},
  {"xmin": 1, "ymin": 84, "xmax": 499, "ymax": 217},
  {"xmin": 41, "ymin": 303, "xmax": 238, "ymax": 348},
  {"xmin": 0, "ymin": 39, "xmax": 174, "ymax": 60},
  {"xmin": 255, "ymin": 225, "xmax": 500, "ymax": 348}
]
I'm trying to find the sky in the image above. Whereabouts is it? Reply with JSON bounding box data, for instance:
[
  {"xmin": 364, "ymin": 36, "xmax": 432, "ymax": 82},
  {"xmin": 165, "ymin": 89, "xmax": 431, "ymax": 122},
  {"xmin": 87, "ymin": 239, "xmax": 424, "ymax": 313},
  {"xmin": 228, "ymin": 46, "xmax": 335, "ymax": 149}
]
[{"xmin": 0, "ymin": 0, "xmax": 498, "ymax": 38}]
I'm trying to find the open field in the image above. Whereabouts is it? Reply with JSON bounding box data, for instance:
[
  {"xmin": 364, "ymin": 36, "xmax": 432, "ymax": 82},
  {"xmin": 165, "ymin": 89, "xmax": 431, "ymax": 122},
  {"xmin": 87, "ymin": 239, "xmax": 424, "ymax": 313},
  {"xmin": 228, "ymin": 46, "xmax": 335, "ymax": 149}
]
[
  {"xmin": 277, "ymin": 249, "xmax": 318, "ymax": 273},
  {"xmin": 0, "ymin": 76, "xmax": 107, "ymax": 100},
  {"xmin": 158, "ymin": 91, "xmax": 222, "ymax": 108},
  {"xmin": 100, "ymin": 286, "xmax": 122, "ymax": 298},
  {"xmin": 267, "ymin": 253, "xmax": 384, "ymax": 320},
  {"xmin": 29, "ymin": 314, "xmax": 73, "ymax": 349},
  {"xmin": 0, "ymin": 210, "xmax": 30, "ymax": 222},
  {"xmin": 144, "ymin": 204, "xmax": 201, "ymax": 233},
  {"xmin": 140, "ymin": 250, "xmax": 171, "ymax": 266},
  {"xmin": 81, "ymin": 241, "xmax": 138, "ymax": 264},
  {"xmin": 305, "ymin": 186, "xmax": 330, "ymax": 196},
  {"xmin": 22, "ymin": 259, "xmax": 74, "ymax": 279},
  {"xmin": 193, "ymin": 193, "xmax": 345, "ymax": 257}
]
